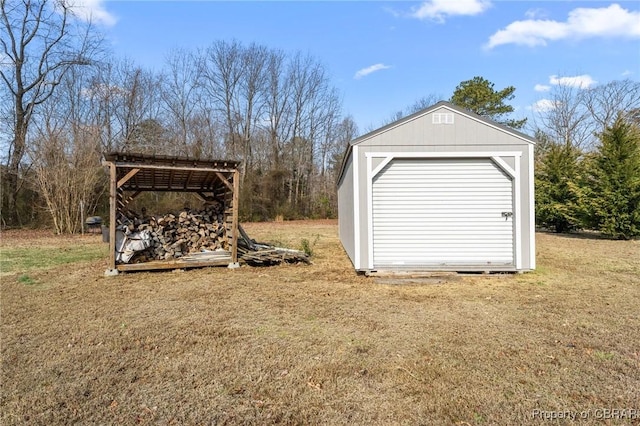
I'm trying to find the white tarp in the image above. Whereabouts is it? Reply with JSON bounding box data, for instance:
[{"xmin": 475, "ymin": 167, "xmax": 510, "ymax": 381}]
[{"xmin": 115, "ymin": 229, "xmax": 152, "ymax": 263}]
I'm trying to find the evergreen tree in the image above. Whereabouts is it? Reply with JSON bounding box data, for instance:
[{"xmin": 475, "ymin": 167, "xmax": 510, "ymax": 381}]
[
  {"xmin": 584, "ymin": 116, "xmax": 640, "ymax": 239},
  {"xmin": 450, "ymin": 76, "xmax": 527, "ymax": 129},
  {"xmin": 535, "ymin": 142, "xmax": 585, "ymax": 233}
]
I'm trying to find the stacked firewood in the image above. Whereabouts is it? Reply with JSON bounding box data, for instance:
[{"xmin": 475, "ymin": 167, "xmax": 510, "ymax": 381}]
[
  {"xmin": 123, "ymin": 204, "xmax": 228, "ymax": 262},
  {"xmin": 119, "ymin": 204, "xmax": 311, "ymax": 266}
]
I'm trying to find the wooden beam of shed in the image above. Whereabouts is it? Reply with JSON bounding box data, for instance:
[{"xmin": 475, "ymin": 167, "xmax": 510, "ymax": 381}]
[
  {"xmin": 202, "ymin": 171, "xmax": 220, "ymax": 189},
  {"xmin": 215, "ymin": 172, "xmax": 233, "ymax": 191},
  {"xmin": 196, "ymin": 192, "xmax": 217, "ymax": 203},
  {"xmin": 121, "ymin": 191, "xmax": 142, "ymax": 208},
  {"xmin": 108, "ymin": 162, "xmax": 117, "ymax": 271},
  {"xmin": 184, "ymin": 170, "xmax": 194, "ymax": 189},
  {"xmin": 168, "ymin": 169, "xmax": 175, "ymax": 188},
  {"xmin": 117, "ymin": 168, "xmax": 140, "ymax": 189},
  {"xmin": 117, "ymin": 258, "xmax": 231, "ymax": 272},
  {"xmin": 113, "ymin": 162, "xmax": 237, "ymax": 174},
  {"xmin": 231, "ymin": 169, "xmax": 240, "ymax": 264}
]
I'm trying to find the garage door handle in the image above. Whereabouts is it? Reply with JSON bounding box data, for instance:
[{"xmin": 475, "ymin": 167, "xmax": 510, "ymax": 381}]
[{"xmin": 502, "ymin": 211, "xmax": 513, "ymax": 219}]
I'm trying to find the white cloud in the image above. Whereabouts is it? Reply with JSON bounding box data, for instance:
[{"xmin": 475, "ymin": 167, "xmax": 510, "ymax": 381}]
[
  {"xmin": 549, "ymin": 74, "xmax": 597, "ymax": 89},
  {"xmin": 534, "ymin": 84, "xmax": 551, "ymax": 92},
  {"xmin": 67, "ymin": 0, "xmax": 117, "ymax": 26},
  {"xmin": 486, "ymin": 4, "xmax": 640, "ymax": 49},
  {"xmin": 410, "ymin": 0, "xmax": 491, "ymax": 23},
  {"xmin": 531, "ymin": 99, "xmax": 558, "ymax": 112},
  {"xmin": 622, "ymin": 70, "xmax": 634, "ymax": 77},
  {"xmin": 525, "ymin": 8, "xmax": 548, "ymax": 20},
  {"xmin": 354, "ymin": 63, "xmax": 392, "ymax": 80}
]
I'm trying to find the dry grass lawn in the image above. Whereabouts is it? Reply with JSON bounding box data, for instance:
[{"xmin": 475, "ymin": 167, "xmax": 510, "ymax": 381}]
[{"xmin": 1, "ymin": 221, "xmax": 639, "ymax": 425}]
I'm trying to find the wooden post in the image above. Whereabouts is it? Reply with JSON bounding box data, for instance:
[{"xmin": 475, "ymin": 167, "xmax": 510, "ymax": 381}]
[
  {"xmin": 231, "ymin": 169, "xmax": 240, "ymax": 264},
  {"xmin": 108, "ymin": 162, "xmax": 117, "ymax": 272},
  {"xmin": 80, "ymin": 200, "xmax": 84, "ymax": 235}
]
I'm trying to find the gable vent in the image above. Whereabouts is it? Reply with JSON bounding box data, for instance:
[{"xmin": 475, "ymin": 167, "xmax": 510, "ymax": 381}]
[{"xmin": 432, "ymin": 113, "xmax": 454, "ymax": 124}]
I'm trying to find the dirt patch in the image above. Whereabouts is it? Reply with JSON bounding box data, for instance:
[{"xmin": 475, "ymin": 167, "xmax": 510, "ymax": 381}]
[{"xmin": 1, "ymin": 221, "xmax": 639, "ymax": 425}]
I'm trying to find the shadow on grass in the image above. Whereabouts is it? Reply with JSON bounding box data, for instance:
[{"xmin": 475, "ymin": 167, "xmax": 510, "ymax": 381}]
[{"xmin": 536, "ymin": 229, "xmax": 619, "ymax": 241}]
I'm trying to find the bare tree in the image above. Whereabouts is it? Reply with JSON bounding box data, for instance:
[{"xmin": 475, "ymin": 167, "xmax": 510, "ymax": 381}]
[
  {"xmin": 236, "ymin": 43, "xmax": 268, "ymax": 172},
  {"xmin": 314, "ymin": 113, "xmax": 357, "ymax": 218},
  {"xmin": 317, "ymin": 92, "xmax": 343, "ymax": 178},
  {"xmin": 188, "ymin": 109, "xmax": 225, "ymax": 159},
  {"xmin": 533, "ymin": 83, "xmax": 594, "ymax": 149},
  {"xmin": 408, "ymin": 94, "xmax": 443, "ymax": 113},
  {"xmin": 533, "ymin": 80, "xmax": 640, "ymax": 151},
  {"xmin": 286, "ymin": 53, "xmax": 319, "ymax": 208},
  {"xmin": 161, "ymin": 48, "xmax": 201, "ymax": 154},
  {"xmin": 199, "ymin": 40, "xmax": 244, "ymax": 158},
  {"xmin": 117, "ymin": 64, "xmax": 164, "ymax": 152},
  {"xmin": 29, "ymin": 70, "xmax": 105, "ymax": 233},
  {"xmin": 583, "ymin": 79, "xmax": 640, "ymax": 132},
  {"xmin": 1, "ymin": 0, "xmax": 101, "ymax": 225},
  {"xmin": 263, "ymin": 49, "xmax": 292, "ymax": 169},
  {"xmin": 373, "ymin": 93, "xmax": 442, "ymax": 131},
  {"xmin": 83, "ymin": 62, "xmax": 122, "ymax": 152},
  {"xmin": 284, "ymin": 52, "xmax": 343, "ymax": 213}
]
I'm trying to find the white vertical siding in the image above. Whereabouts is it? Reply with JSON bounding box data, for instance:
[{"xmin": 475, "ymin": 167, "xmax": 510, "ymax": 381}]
[
  {"xmin": 337, "ymin": 153, "xmax": 355, "ymax": 264},
  {"xmin": 372, "ymin": 158, "xmax": 514, "ymax": 269}
]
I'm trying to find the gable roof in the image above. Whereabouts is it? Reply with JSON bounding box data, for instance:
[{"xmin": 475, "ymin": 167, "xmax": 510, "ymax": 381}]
[{"xmin": 337, "ymin": 101, "xmax": 536, "ymax": 185}]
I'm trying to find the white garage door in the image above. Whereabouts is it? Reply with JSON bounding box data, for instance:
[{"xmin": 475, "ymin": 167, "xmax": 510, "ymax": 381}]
[{"xmin": 372, "ymin": 158, "xmax": 514, "ymax": 269}]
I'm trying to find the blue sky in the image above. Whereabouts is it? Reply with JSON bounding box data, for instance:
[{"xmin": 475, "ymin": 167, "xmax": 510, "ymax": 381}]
[{"xmin": 78, "ymin": 0, "xmax": 639, "ymax": 133}]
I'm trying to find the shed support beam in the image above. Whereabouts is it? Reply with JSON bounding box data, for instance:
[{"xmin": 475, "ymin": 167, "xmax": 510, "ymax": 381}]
[
  {"xmin": 108, "ymin": 162, "xmax": 117, "ymax": 272},
  {"xmin": 117, "ymin": 168, "xmax": 140, "ymax": 189},
  {"xmin": 216, "ymin": 172, "xmax": 234, "ymax": 191},
  {"xmin": 117, "ymin": 191, "xmax": 142, "ymax": 212},
  {"xmin": 231, "ymin": 169, "xmax": 240, "ymax": 264},
  {"xmin": 196, "ymin": 192, "xmax": 221, "ymax": 203}
]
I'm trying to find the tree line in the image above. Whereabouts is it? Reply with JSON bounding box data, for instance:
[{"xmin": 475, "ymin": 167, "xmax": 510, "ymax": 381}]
[
  {"xmin": 532, "ymin": 80, "xmax": 640, "ymax": 239},
  {"xmin": 1, "ymin": 1, "xmax": 356, "ymax": 231},
  {"xmin": 2, "ymin": 1, "xmax": 638, "ymax": 239}
]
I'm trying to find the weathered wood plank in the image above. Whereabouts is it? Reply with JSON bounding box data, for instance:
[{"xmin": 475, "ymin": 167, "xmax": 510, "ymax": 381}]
[{"xmin": 116, "ymin": 258, "xmax": 231, "ymax": 272}]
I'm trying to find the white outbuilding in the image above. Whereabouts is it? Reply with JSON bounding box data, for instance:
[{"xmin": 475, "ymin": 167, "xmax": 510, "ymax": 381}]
[{"xmin": 337, "ymin": 101, "xmax": 536, "ymax": 273}]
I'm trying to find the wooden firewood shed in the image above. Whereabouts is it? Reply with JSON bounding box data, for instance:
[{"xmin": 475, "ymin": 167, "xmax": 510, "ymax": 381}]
[{"xmin": 102, "ymin": 152, "xmax": 241, "ymax": 275}]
